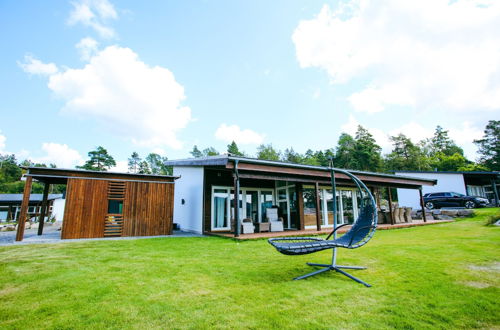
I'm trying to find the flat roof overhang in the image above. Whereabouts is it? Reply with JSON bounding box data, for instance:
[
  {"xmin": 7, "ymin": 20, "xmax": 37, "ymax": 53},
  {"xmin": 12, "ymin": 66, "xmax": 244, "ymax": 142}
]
[
  {"xmin": 166, "ymin": 156, "xmax": 437, "ymax": 189},
  {"xmin": 21, "ymin": 167, "xmax": 179, "ymax": 185}
]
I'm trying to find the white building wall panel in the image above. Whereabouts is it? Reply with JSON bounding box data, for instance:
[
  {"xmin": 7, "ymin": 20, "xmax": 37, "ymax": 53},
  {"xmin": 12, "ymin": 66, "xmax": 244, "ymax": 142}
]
[{"xmin": 172, "ymin": 166, "xmax": 204, "ymax": 234}]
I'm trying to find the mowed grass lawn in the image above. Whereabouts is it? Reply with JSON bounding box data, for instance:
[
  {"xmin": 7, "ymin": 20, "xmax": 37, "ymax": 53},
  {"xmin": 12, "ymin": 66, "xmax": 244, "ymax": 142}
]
[{"xmin": 1, "ymin": 209, "xmax": 499, "ymax": 329}]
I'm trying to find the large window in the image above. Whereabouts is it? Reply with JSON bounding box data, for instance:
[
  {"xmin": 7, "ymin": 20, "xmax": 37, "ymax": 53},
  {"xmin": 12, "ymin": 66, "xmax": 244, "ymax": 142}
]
[{"xmin": 211, "ymin": 187, "xmax": 274, "ymax": 231}]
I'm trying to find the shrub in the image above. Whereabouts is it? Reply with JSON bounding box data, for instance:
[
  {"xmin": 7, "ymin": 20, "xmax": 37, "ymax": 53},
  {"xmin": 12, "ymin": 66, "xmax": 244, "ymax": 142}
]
[{"xmin": 486, "ymin": 211, "xmax": 500, "ymax": 225}]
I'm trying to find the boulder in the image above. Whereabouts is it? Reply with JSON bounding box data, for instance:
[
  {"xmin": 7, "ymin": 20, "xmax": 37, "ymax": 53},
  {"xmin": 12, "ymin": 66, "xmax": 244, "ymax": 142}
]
[
  {"xmin": 31, "ymin": 222, "xmax": 39, "ymax": 229},
  {"xmin": 434, "ymin": 214, "xmax": 454, "ymax": 220},
  {"xmin": 441, "ymin": 209, "xmax": 459, "ymax": 217},
  {"xmin": 431, "ymin": 209, "xmax": 442, "ymax": 215},
  {"xmin": 457, "ymin": 210, "xmax": 474, "ymax": 217}
]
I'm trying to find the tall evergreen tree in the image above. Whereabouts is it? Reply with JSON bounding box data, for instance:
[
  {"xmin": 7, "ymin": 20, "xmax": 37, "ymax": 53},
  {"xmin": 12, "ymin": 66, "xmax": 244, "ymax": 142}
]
[
  {"xmin": 202, "ymin": 147, "xmax": 219, "ymax": 156},
  {"xmin": 227, "ymin": 141, "xmax": 244, "ymax": 156},
  {"xmin": 145, "ymin": 153, "xmax": 172, "ymax": 175},
  {"xmin": 128, "ymin": 152, "xmax": 141, "ymax": 173},
  {"xmin": 385, "ymin": 134, "xmax": 430, "ymax": 171},
  {"xmin": 335, "ymin": 133, "xmax": 357, "ymax": 169},
  {"xmin": 282, "ymin": 147, "xmax": 303, "ymax": 164},
  {"xmin": 190, "ymin": 145, "xmax": 203, "ymax": 158},
  {"xmin": 474, "ymin": 120, "xmax": 500, "ymax": 171},
  {"xmin": 256, "ymin": 144, "xmax": 281, "ymax": 161},
  {"xmin": 77, "ymin": 146, "xmax": 116, "ymax": 171},
  {"xmin": 353, "ymin": 126, "xmax": 383, "ymax": 171},
  {"xmin": 429, "ymin": 125, "xmax": 464, "ymax": 156}
]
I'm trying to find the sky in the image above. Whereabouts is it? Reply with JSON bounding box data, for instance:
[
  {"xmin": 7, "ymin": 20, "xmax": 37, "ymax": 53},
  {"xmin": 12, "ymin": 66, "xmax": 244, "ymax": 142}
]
[{"xmin": 1, "ymin": 0, "xmax": 499, "ymax": 172}]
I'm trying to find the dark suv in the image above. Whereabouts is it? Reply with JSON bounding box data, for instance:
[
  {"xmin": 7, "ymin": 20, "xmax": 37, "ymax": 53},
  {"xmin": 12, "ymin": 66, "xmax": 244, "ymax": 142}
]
[{"xmin": 423, "ymin": 192, "xmax": 489, "ymax": 209}]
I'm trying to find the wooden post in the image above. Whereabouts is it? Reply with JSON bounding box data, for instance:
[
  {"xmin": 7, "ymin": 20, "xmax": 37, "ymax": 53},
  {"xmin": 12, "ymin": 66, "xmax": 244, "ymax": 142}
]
[
  {"xmin": 296, "ymin": 183, "xmax": 305, "ymax": 231},
  {"xmin": 37, "ymin": 182, "xmax": 50, "ymax": 236},
  {"xmin": 419, "ymin": 188, "xmax": 427, "ymax": 222},
  {"xmin": 7, "ymin": 205, "xmax": 12, "ymax": 221},
  {"xmin": 15, "ymin": 176, "xmax": 32, "ymax": 241},
  {"xmin": 314, "ymin": 182, "xmax": 322, "ymax": 231},
  {"xmin": 387, "ymin": 187, "xmax": 394, "ymax": 225},
  {"xmin": 233, "ymin": 174, "xmax": 240, "ymax": 237},
  {"xmin": 491, "ymin": 179, "xmax": 499, "ymax": 207}
]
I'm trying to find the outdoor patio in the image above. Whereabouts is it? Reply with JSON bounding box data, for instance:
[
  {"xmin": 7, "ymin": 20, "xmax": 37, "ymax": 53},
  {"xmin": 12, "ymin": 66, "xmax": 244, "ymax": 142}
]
[{"xmin": 209, "ymin": 219, "xmax": 453, "ymax": 240}]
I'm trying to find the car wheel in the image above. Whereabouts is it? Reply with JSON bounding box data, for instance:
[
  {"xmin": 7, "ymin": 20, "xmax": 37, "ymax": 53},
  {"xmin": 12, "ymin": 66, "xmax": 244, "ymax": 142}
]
[
  {"xmin": 425, "ymin": 201, "xmax": 434, "ymax": 210},
  {"xmin": 465, "ymin": 201, "xmax": 476, "ymax": 209}
]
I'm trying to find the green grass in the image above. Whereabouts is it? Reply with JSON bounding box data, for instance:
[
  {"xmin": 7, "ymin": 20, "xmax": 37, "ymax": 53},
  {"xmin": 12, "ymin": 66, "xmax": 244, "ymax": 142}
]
[{"xmin": 1, "ymin": 209, "xmax": 499, "ymax": 329}]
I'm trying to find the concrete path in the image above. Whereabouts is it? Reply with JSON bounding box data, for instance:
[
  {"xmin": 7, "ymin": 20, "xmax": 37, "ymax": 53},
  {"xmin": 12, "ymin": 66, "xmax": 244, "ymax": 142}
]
[{"xmin": 0, "ymin": 226, "xmax": 203, "ymax": 246}]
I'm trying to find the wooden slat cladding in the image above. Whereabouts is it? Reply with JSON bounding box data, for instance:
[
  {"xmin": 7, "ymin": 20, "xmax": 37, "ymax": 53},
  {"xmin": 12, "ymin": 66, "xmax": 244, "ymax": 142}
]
[
  {"xmin": 104, "ymin": 215, "xmax": 124, "ymax": 237},
  {"xmin": 108, "ymin": 181, "xmax": 126, "ymax": 200},
  {"xmin": 122, "ymin": 181, "xmax": 174, "ymax": 236},
  {"xmin": 61, "ymin": 178, "xmax": 108, "ymax": 239}
]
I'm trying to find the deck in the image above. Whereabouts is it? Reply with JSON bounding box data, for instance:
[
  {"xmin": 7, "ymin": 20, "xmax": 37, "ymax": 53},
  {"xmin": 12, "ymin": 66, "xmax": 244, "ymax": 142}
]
[{"xmin": 210, "ymin": 219, "xmax": 453, "ymax": 240}]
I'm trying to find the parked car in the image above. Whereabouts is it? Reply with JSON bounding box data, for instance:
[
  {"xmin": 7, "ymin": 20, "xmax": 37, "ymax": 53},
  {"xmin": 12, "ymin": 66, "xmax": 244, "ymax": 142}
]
[{"xmin": 423, "ymin": 192, "xmax": 489, "ymax": 209}]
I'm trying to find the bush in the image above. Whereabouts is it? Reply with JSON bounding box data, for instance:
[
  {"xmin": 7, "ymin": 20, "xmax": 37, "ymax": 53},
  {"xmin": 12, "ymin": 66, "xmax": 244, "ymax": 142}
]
[{"xmin": 486, "ymin": 211, "xmax": 500, "ymax": 225}]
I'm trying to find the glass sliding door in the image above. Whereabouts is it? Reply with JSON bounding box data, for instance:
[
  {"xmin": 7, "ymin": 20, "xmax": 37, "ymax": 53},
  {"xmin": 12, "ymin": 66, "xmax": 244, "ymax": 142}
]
[
  {"xmin": 212, "ymin": 188, "xmax": 230, "ymax": 230},
  {"xmin": 245, "ymin": 190, "xmax": 259, "ymax": 223}
]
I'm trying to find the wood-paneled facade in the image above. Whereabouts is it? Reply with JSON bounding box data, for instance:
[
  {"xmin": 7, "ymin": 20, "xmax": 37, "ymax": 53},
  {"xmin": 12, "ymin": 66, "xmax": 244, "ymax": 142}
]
[{"xmin": 16, "ymin": 167, "xmax": 177, "ymax": 241}]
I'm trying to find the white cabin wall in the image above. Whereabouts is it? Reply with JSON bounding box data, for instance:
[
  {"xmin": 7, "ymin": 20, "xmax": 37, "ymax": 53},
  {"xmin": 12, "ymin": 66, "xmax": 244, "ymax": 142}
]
[{"xmin": 172, "ymin": 166, "xmax": 204, "ymax": 234}]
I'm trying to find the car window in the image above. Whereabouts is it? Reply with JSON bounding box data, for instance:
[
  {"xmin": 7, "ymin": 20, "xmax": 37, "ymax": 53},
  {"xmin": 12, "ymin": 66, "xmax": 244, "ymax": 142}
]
[
  {"xmin": 443, "ymin": 193, "xmax": 452, "ymax": 197},
  {"xmin": 432, "ymin": 193, "xmax": 444, "ymax": 197},
  {"xmin": 452, "ymin": 192, "xmax": 464, "ymax": 197}
]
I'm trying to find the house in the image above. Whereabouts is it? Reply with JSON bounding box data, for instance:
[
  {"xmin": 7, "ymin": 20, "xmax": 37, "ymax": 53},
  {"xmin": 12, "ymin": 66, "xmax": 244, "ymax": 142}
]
[
  {"xmin": 15, "ymin": 167, "xmax": 178, "ymax": 241},
  {"xmin": 0, "ymin": 193, "xmax": 63, "ymax": 222},
  {"xmin": 395, "ymin": 171, "xmax": 500, "ymax": 209},
  {"xmin": 166, "ymin": 155, "xmax": 437, "ymax": 236}
]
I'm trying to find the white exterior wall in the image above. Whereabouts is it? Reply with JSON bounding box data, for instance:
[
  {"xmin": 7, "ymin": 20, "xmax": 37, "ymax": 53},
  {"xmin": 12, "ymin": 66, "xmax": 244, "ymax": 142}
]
[
  {"xmin": 395, "ymin": 172, "xmax": 466, "ymax": 209},
  {"xmin": 51, "ymin": 198, "xmax": 66, "ymax": 221},
  {"xmin": 173, "ymin": 166, "xmax": 204, "ymax": 234}
]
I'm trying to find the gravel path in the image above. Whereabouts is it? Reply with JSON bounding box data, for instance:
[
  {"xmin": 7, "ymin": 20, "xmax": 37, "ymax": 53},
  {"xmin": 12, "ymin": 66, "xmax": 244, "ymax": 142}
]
[{"xmin": 0, "ymin": 225, "xmax": 203, "ymax": 246}]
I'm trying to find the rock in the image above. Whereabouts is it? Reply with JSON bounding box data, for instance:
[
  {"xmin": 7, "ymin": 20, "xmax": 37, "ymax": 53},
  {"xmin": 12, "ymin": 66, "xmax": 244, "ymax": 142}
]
[
  {"xmin": 494, "ymin": 220, "xmax": 500, "ymax": 226},
  {"xmin": 431, "ymin": 210, "xmax": 441, "ymax": 215},
  {"xmin": 441, "ymin": 209, "xmax": 459, "ymax": 216},
  {"xmin": 31, "ymin": 222, "xmax": 39, "ymax": 229},
  {"xmin": 435, "ymin": 214, "xmax": 454, "ymax": 220},
  {"xmin": 457, "ymin": 210, "xmax": 474, "ymax": 217}
]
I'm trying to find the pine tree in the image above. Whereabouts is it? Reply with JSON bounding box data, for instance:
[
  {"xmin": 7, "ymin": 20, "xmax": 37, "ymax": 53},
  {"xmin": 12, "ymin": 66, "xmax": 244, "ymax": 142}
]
[
  {"xmin": 474, "ymin": 120, "xmax": 500, "ymax": 171},
  {"xmin": 227, "ymin": 141, "xmax": 244, "ymax": 156},
  {"xmin": 256, "ymin": 144, "xmax": 280, "ymax": 161},
  {"xmin": 190, "ymin": 145, "xmax": 203, "ymax": 158},
  {"xmin": 128, "ymin": 152, "xmax": 141, "ymax": 173},
  {"xmin": 77, "ymin": 146, "xmax": 116, "ymax": 171}
]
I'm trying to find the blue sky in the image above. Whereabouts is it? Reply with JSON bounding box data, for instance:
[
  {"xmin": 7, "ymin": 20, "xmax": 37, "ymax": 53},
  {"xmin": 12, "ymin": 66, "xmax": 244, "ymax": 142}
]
[{"xmin": 1, "ymin": 0, "xmax": 499, "ymax": 170}]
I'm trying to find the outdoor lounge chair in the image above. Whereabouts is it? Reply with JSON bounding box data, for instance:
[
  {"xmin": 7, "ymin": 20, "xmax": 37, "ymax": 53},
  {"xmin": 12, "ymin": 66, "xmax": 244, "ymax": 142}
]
[
  {"xmin": 266, "ymin": 208, "xmax": 284, "ymax": 232},
  {"xmin": 268, "ymin": 167, "xmax": 378, "ymax": 287}
]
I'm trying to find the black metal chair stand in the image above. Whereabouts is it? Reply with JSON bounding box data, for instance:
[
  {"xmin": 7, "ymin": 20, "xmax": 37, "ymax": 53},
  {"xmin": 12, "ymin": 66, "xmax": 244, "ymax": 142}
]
[{"xmin": 268, "ymin": 168, "xmax": 378, "ymax": 287}]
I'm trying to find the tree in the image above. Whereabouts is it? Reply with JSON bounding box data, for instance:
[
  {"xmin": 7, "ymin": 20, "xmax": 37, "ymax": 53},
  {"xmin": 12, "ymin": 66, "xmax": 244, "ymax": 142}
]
[
  {"xmin": 353, "ymin": 125, "xmax": 383, "ymax": 172},
  {"xmin": 190, "ymin": 145, "xmax": 203, "ymax": 158},
  {"xmin": 77, "ymin": 146, "xmax": 116, "ymax": 171},
  {"xmin": 335, "ymin": 133, "xmax": 357, "ymax": 169},
  {"xmin": 429, "ymin": 152, "xmax": 468, "ymax": 171},
  {"xmin": 385, "ymin": 134, "xmax": 430, "ymax": 171},
  {"xmin": 138, "ymin": 161, "xmax": 150, "ymax": 174},
  {"xmin": 282, "ymin": 147, "xmax": 303, "ymax": 164},
  {"xmin": 429, "ymin": 125, "xmax": 464, "ymax": 156},
  {"xmin": 202, "ymin": 147, "xmax": 219, "ymax": 157},
  {"xmin": 227, "ymin": 141, "xmax": 244, "ymax": 156},
  {"xmin": 256, "ymin": 144, "xmax": 281, "ymax": 161},
  {"xmin": 128, "ymin": 152, "xmax": 141, "ymax": 173},
  {"xmin": 474, "ymin": 120, "xmax": 500, "ymax": 171},
  {"xmin": 145, "ymin": 153, "xmax": 172, "ymax": 175},
  {"xmin": 302, "ymin": 149, "xmax": 320, "ymax": 166}
]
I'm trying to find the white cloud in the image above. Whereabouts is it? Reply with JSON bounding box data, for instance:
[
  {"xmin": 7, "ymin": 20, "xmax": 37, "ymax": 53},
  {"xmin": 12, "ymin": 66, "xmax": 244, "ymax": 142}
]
[
  {"xmin": 29, "ymin": 143, "xmax": 84, "ymax": 168},
  {"xmin": 67, "ymin": 0, "xmax": 118, "ymax": 38},
  {"xmin": 110, "ymin": 160, "xmax": 128, "ymax": 173},
  {"xmin": 388, "ymin": 122, "xmax": 433, "ymax": 145},
  {"xmin": 45, "ymin": 45, "xmax": 191, "ymax": 149},
  {"xmin": 0, "ymin": 130, "xmax": 6, "ymax": 152},
  {"xmin": 18, "ymin": 55, "xmax": 58, "ymax": 75},
  {"xmin": 215, "ymin": 124, "xmax": 265, "ymax": 145},
  {"xmin": 76, "ymin": 37, "xmax": 99, "ymax": 61},
  {"xmin": 293, "ymin": 0, "xmax": 500, "ymax": 114}
]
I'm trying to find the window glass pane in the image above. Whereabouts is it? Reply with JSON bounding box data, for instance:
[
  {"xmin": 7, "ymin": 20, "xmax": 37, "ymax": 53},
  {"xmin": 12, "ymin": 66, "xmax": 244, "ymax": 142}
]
[
  {"xmin": 277, "ymin": 189, "xmax": 287, "ymax": 200},
  {"xmin": 260, "ymin": 191, "xmax": 274, "ymax": 220},
  {"xmin": 213, "ymin": 189, "xmax": 228, "ymax": 228},
  {"xmin": 303, "ymin": 188, "xmax": 316, "ymax": 215},
  {"xmin": 108, "ymin": 200, "xmax": 123, "ymax": 214}
]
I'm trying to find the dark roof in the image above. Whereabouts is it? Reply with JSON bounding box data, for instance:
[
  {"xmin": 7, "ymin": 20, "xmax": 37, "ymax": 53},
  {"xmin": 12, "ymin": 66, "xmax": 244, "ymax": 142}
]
[
  {"xmin": 165, "ymin": 155, "xmax": 437, "ymax": 184},
  {"xmin": 0, "ymin": 194, "xmax": 63, "ymax": 203},
  {"xmin": 393, "ymin": 170, "xmax": 500, "ymax": 178}
]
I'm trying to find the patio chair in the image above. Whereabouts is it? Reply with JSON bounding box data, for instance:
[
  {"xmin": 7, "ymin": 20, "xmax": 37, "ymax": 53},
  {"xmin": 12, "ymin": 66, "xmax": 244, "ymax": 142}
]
[
  {"xmin": 266, "ymin": 208, "xmax": 284, "ymax": 232},
  {"xmin": 241, "ymin": 218, "xmax": 255, "ymax": 234},
  {"xmin": 268, "ymin": 167, "xmax": 378, "ymax": 287}
]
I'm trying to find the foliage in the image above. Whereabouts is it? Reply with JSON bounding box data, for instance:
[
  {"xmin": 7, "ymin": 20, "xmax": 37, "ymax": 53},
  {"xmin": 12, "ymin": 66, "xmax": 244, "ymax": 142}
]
[
  {"xmin": 428, "ymin": 125, "xmax": 464, "ymax": 156},
  {"xmin": 77, "ymin": 146, "xmax": 116, "ymax": 171},
  {"xmin": 0, "ymin": 209, "xmax": 499, "ymax": 329},
  {"xmin": 227, "ymin": 141, "xmax": 244, "ymax": 156},
  {"xmin": 485, "ymin": 210, "xmax": 500, "ymax": 225},
  {"xmin": 256, "ymin": 144, "xmax": 281, "ymax": 161},
  {"xmin": 128, "ymin": 152, "xmax": 141, "ymax": 174},
  {"xmin": 190, "ymin": 145, "xmax": 219, "ymax": 158},
  {"xmin": 385, "ymin": 134, "xmax": 430, "ymax": 171},
  {"xmin": 282, "ymin": 147, "xmax": 302, "ymax": 163},
  {"xmin": 474, "ymin": 120, "xmax": 500, "ymax": 171},
  {"xmin": 145, "ymin": 153, "xmax": 172, "ymax": 175},
  {"xmin": 190, "ymin": 145, "xmax": 203, "ymax": 158}
]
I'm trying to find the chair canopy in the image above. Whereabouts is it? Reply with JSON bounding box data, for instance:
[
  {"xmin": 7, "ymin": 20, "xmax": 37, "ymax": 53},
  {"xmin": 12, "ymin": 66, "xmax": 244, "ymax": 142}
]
[{"xmin": 268, "ymin": 169, "xmax": 377, "ymax": 256}]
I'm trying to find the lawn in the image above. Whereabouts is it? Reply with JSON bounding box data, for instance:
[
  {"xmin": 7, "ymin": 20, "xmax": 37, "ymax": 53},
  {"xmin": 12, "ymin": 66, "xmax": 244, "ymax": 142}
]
[{"xmin": 1, "ymin": 209, "xmax": 499, "ymax": 329}]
